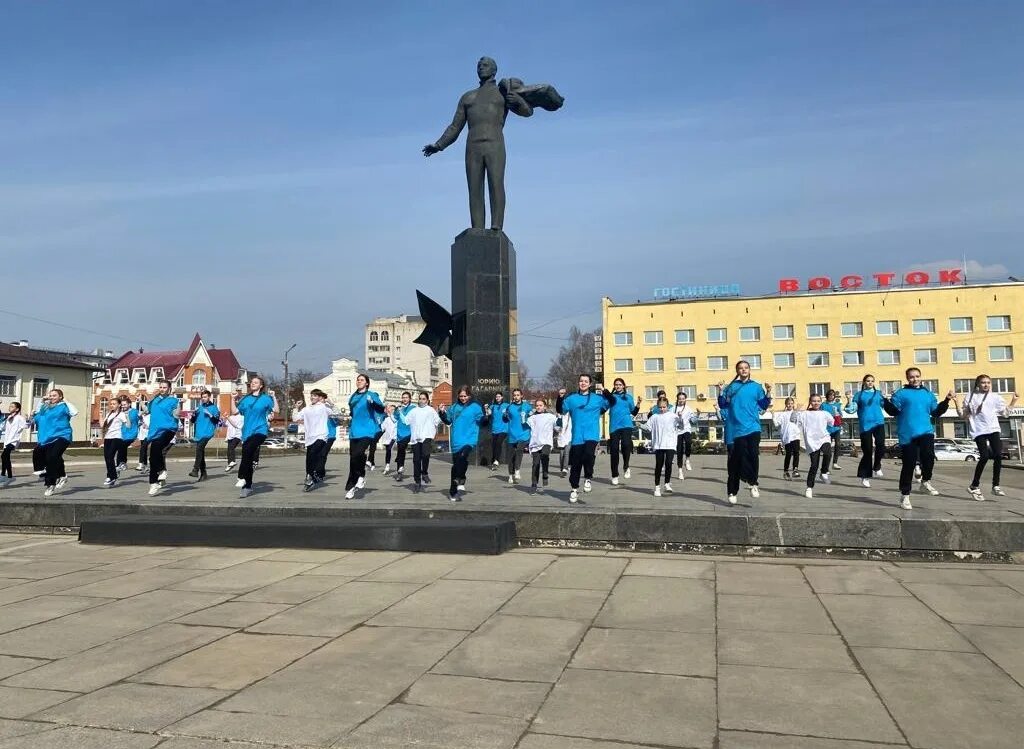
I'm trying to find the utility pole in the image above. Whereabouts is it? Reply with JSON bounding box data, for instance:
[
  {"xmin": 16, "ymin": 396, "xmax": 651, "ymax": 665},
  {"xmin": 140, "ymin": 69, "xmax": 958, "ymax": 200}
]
[{"xmin": 282, "ymin": 343, "xmax": 297, "ymax": 433}]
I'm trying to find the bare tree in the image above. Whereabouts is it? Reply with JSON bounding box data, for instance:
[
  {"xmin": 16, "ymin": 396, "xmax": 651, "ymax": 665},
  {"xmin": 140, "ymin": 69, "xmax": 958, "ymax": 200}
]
[
  {"xmin": 545, "ymin": 326, "xmax": 599, "ymax": 389},
  {"xmin": 517, "ymin": 359, "xmax": 536, "ymax": 393}
]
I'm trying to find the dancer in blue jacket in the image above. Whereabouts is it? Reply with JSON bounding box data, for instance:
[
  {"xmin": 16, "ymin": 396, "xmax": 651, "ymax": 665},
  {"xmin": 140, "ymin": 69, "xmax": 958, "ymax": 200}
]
[
  {"xmin": 502, "ymin": 388, "xmax": 533, "ymax": 484},
  {"xmin": 440, "ymin": 385, "xmax": 487, "ymax": 500},
  {"xmin": 232, "ymin": 377, "xmax": 277, "ymax": 498},
  {"xmin": 821, "ymin": 390, "xmax": 844, "ymax": 470},
  {"xmin": 188, "ymin": 390, "xmax": 220, "ymax": 481},
  {"xmin": 345, "ymin": 373, "xmax": 386, "ymax": 499},
  {"xmin": 845, "ymin": 374, "xmax": 887, "ymax": 488},
  {"xmin": 607, "ymin": 378, "xmax": 641, "ymax": 485},
  {"xmin": 883, "ymin": 368, "xmax": 953, "ymax": 510},
  {"xmin": 393, "ymin": 392, "xmax": 415, "ymax": 479},
  {"xmin": 146, "ymin": 379, "xmax": 181, "ymax": 496},
  {"xmin": 487, "ymin": 392, "xmax": 510, "ymax": 470},
  {"xmin": 30, "ymin": 389, "xmax": 78, "ymax": 497},
  {"xmin": 556, "ymin": 375, "xmax": 612, "ymax": 503},
  {"xmin": 717, "ymin": 361, "xmax": 772, "ymax": 505}
]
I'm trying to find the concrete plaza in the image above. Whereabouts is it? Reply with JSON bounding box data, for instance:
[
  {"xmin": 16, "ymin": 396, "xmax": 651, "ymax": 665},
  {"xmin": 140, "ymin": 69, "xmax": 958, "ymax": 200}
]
[{"xmin": 1, "ymin": 533, "xmax": 1024, "ymax": 748}]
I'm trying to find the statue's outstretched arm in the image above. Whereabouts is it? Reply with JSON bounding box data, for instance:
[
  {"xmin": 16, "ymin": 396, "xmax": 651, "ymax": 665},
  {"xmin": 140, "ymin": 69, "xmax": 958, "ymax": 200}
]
[
  {"xmin": 425, "ymin": 97, "xmax": 468, "ymax": 155},
  {"xmin": 505, "ymin": 92, "xmax": 533, "ymax": 118}
]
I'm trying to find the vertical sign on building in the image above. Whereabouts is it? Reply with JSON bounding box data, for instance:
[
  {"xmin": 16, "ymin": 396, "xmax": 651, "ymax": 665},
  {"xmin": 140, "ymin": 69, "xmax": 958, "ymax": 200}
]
[{"xmin": 593, "ymin": 333, "xmax": 604, "ymax": 384}]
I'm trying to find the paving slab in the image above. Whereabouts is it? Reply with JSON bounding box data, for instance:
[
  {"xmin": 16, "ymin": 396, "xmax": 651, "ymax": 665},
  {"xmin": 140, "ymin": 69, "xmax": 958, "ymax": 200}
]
[
  {"xmin": 446, "ymin": 553, "xmax": 556, "ymax": 583},
  {"xmin": 0, "ymin": 595, "xmax": 110, "ymax": 635},
  {"xmin": 368, "ymin": 579, "xmax": 521, "ymax": 630},
  {"xmin": 0, "ymin": 726, "xmax": 162, "ymax": 749},
  {"xmin": 593, "ymin": 576, "xmax": 715, "ymax": 633},
  {"xmin": 434, "ymin": 615, "xmax": 586, "ymax": 682},
  {"xmin": 981, "ymin": 568, "xmax": 1024, "ymax": 594},
  {"xmin": 32, "ymin": 682, "xmax": 228, "ymax": 731},
  {"xmin": 818, "ymin": 593, "xmax": 977, "ymax": 651},
  {"xmin": 0, "ymin": 685, "xmax": 75, "ymax": 719},
  {"xmin": 246, "ymin": 581, "xmax": 421, "ymax": 636},
  {"xmin": 955, "ymin": 624, "xmax": 1024, "ymax": 686},
  {"xmin": 233, "ymin": 573, "xmax": 351, "ymax": 604},
  {"xmin": 153, "ymin": 739, "xmax": 263, "ymax": 749},
  {"xmin": 0, "ymin": 656, "xmax": 47, "ymax": 680},
  {"xmin": 130, "ymin": 632, "xmax": 326, "ymax": 689},
  {"xmin": 301, "ymin": 551, "xmax": 409, "ymax": 576},
  {"xmin": 906, "ymin": 581, "xmax": 1024, "ymax": 626},
  {"xmin": 0, "ymin": 719, "xmax": 52, "ymax": 741},
  {"xmin": 0, "ymin": 561, "xmax": 97, "ymax": 580},
  {"xmin": 532, "ymin": 668, "xmax": 716, "ymax": 748},
  {"xmin": 48, "ymin": 567, "xmax": 207, "ymax": 598},
  {"xmin": 717, "ymin": 562, "xmax": 814, "ymax": 597},
  {"xmin": 499, "ymin": 586, "xmax": 608, "ymax": 620},
  {"xmin": 173, "ymin": 601, "xmax": 291, "ymax": 628},
  {"xmin": 258, "ymin": 548, "xmax": 353, "ymax": 563},
  {"xmin": 167, "ymin": 560, "xmax": 318, "ymax": 594},
  {"xmin": 516, "ymin": 737, "xmax": 652, "ymax": 749},
  {"xmin": 402, "ymin": 673, "xmax": 550, "ymax": 719},
  {"xmin": 621, "ymin": 557, "xmax": 714, "ymax": 579},
  {"xmin": 3, "ymin": 623, "xmax": 230, "ymax": 692},
  {"xmin": 570, "ymin": 627, "xmax": 715, "ymax": 677},
  {"xmin": 718, "ymin": 664, "xmax": 903, "ymax": 743},
  {"xmin": 855, "ymin": 646, "xmax": 1024, "ymax": 749},
  {"xmin": 167, "ymin": 709, "xmax": 350, "ymax": 747},
  {"xmin": 803, "ymin": 565, "xmax": 910, "ymax": 596},
  {"xmin": 334, "ymin": 703, "xmax": 527, "ymax": 749},
  {"xmin": 361, "ymin": 553, "xmax": 470, "ymax": 582},
  {"xmin": 162, "ymin": 548, "xmax": 272, "ymax": 570},
  {"xmin": 886, "ymin": 566, "xmax": 1005, "ymax": 585},
  {"xmin": 717, "ymin": 594, "xmax": 835, "ymax": 635},
  {"xmin": 718, "ymin": 630, "xmax": 858, "ymax": 672},
  {"xmin": 719, "ymin": 732, "xmax": 909, "ymax": 749},
  {"xmin": 0, "ymin": 570, "xmax": 129, "ymax": 605},
  {"xmin": 529, "ymin": 556, "xmax": 626, "ymax": 589}
]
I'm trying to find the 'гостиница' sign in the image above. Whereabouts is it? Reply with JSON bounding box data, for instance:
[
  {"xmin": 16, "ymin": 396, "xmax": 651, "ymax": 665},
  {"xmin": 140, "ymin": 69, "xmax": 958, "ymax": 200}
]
[
  {"xmin": 778, "ymin": 268, "xmax": 963, "ymax": 293},
  {"xmin": 653, "ymin": 284, "xmax": 741, "ymax": 300}
]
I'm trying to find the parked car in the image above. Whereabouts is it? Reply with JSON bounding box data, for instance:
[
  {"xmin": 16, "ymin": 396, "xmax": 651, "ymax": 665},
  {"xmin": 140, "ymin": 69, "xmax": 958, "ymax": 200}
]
[
  {"xmin": 263, "ymin": 438, "xmax": 288, "ymax": 450},
  {"xmin": 934, "ymin": 444, "xmax": 980, "ymax": 462}
]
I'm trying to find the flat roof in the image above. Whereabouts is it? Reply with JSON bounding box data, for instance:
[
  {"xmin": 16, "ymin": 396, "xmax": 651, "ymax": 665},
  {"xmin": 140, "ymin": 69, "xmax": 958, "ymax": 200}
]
[{"xmin": 0, "ymin": 342, "xmax": 98, "ymax": 371}]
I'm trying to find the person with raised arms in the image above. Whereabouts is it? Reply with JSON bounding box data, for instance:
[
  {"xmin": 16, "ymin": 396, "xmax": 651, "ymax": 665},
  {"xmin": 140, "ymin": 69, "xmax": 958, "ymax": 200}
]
[
  {"xmin": 392, "ymin": 392, "xmax": 414, "ymax": 480},
  {"xmin": 845, "ymin": 374, "xmax": 887, "ymax": 488},
  {"xmin": 647, "ymin": 395, "xmax": 683, "ymax": 497},
  {"xmin": 223, "ymin": 411, "xmax": 242, "ymax": 472},
  {"xmin": 439, "ymin": 385, "xmax": 487, "ymax": 501},
  {"xmin": 503, "ymin": 388, "xmax": 533, "ymax": 484},
  {"xmin": 188, "ymin": 389, "xmax": 220, "ymax": 482},
  {"xmin": 957, "ymin": 375, "xmax": 1018, "ymax": 501},
  {"xmin": 527, "ymin": 398, "xmax": 557, "ymax": 495},
  {"xmin": 345, "ymin": 373, "xmax": 386, "ymax": 500},
  {"xmin": 486, "ymin": 391, "xmax": 510, "ymax": 471},
  {"xmin": 232, "ymin": 376, "xmax": 277, "ymax": 499},
  {"xmin": 607, "ymin": 378, "xmax": 641, "ymax": 486},
  {"xmin": 115, "ymin": 395, "xmax": 139, "ymax": 475},
  {"xmin": 718, "ymin": 361, "xmax": 772, "ymax": 505},
  {"xmin": 789, "ymin": 394, "xmax": 835, "ymax": 499},
  {"xmin": 405, "ymin": 391, "xmax": 442, "ymax": 492},
  {"xmin": 555, "ymin": 407, "xmax": 572, "ymax": 476},
  {"xmin": 821, "ymin": 389, "xmax": 844, "ymax": 470},
  {"xmin": 380, "ymin": 404, "xmax": 397, "ymax": 475},
  {"xmin": 100, "ymin": 398, "xmax": 130, "ymax": 488},
  {"xmin": 882, "ymin": 367, "xmax": 953, "ymax": 510},
  {"xmin": 292, "ymin": 388, "xmax": 336, "ymax": 492},
  {"xmin": 773, "ymin": 397, "xmax": 801, "ymax": 480},
  {"xmin": 556, "ymin": 375, "xmax": 613, "ymax": 504},
  {"xmin": 145, "ymin": 379, "xmax": 180, "ymax": 496},
  {"xmin": 672, "ymin": 391, "xmax": 698, "ymax": 478},
  {"xmin": 0, "ymin": 402, "xmax": 27, "ymax": 486}
]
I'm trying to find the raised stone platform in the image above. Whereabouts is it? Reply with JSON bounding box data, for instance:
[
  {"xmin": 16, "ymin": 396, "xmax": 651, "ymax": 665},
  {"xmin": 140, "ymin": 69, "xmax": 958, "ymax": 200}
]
[{"xmin": 3, "ymin": 454, "xmax": 1023, "ymax": 556}]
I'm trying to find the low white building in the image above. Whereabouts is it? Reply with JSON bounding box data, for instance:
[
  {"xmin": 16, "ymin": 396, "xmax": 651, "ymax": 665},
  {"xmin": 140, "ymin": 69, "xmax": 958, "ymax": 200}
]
[{"xmin": 365, "ymin": 315, "xmax": 451, "ymax": 388}]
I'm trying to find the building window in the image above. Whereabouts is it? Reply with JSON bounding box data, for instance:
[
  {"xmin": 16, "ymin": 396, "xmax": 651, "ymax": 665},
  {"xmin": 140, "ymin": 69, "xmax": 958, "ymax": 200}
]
[
  {"xmin": 773, "ymin": 325, "xmax": 794, "ymax": 341},
  {"xmin": 32, "ymin": 378, "xmax": 50, "ymax": 399},
  {"xmin": 675, "ymin": 329, "xmax": 694, "ymax": 345},
  {"xmin": 644, "ymin": 358, "xmax": 664, "ymax": 372},
  {"xmin": 987, "ymin": 315, "xmax": 1011, "ymax": 332},
  {"xmin": 151, "ymin": 368, "xmax": 164, "ymax": 382},
  {"xmin": 843, "ymin": 381, "xmax": 862, "ymax": 396},
  {"xmin": 876, "ymin": 321, "xmax": 898, "ymax": 336},
  {"xmin": 675, "ymin": 357, "xmax": 696, "ymax": 371},
  {"xmin": 952, "ymin": 347, "xmax": 976, "ymax": 363},
  {"xmin": 132, "ymin": 368, "xmax": 146, "ymax": 383},
  {"xmin": 774, "ymin": 383, "xmax": 796, "ymax": 398},
  {"xmin": 878, "ymin": 350, "xmax": 901, "ymax": 365},
  {"xmin": 191, "ymin": 371, "xmax": 207, "ymax": 386},
  {"xmin": 369, "ymin": 331, "xmax": 379, "ymax": 342},
  {"xmin": 613, "ymin": 332, "xmax": 633, "ymax": 346},
  {"xmin": 740, "ymin": 354, "xmax": 762, "ymax": 369},
  {"xmin": 613, "ymin": 359, "xmax": 633, "ymax": 373},
  {"xmin": 707, "ymin": 328, "xmax": 727, "ymax": 343},
  {"xmin": 842, "ymin": 351, "xmax": 864, "ymax": 366},
  {"xmin": 809, "ymin": 382, "xmax": 831, "ymax": 397},
  {"xmin": 807, "ymin": 352, "xmax": 830, "ymax": 367},
  {"xmin": 739, "ymin": 326, "xmax": 760, "ymax": 342},
  {"xmin": 880, "ymin": 380, "xmax": 901, "ymax": 396},
  {"xmin": 806, "ymin": 323, "xmax": 828, "ymax": 339},
  {"xmin": 914, "ymin": 349, "xmax": 938, "ymax": 364},
  {"xmin": 643, "ymin": 331, "xmax": 664, "ymax": 345},
  {"xmin": 116, "ymin": 369, "xmax": 129, "ymax": 384},
  {"xmin": 707, "ymin": 356, "xmax": 728, "ymax": 371},
  {"xmin": 339, "ymin": 379, "xmax": 352, "ymax": 395},
  {"xmin": 992, "ymin": 377, "xmax": 1016, "ymax": 393},
  {"xmin": 990, "ymin": 346, "xmax": 1013, "ymax": 362},
  {"xmin": 645, "ymin": 386, "xmax": 665, "ymax": 400},
  {"xmin": 99, "ymin": 397, "xmax": 108, "ymax": 413},
  {"xmin": 840, "ymin": 322, "xmax": 863, "ymax": 337},
  {"xmin": 0, "ymin": 376, "xmax": 16, "ymax": 397},
  {"xmin": 921, "ymin": 379, "xmax": 939, "ymax": 393},
  {"xmin": 949, "ymin": 317, "xmax": 973, "ymax": 333},
  {"xmin": 381, "ymin": 331, "xmax": 389, "ymax": 341},
  {"xmin": 774, "ymin": 353, "xmax": 795, "ymax": 368},
  {"xmin": 677, "ymin": 385, "xmax": 697, "ymax": 399},
  {"xmin": 953, "ymin": 378, "xmax": 973, "ymax": 394},
  {"xmin": 912, "ymin": 319, "xmax": 936, "ymax": 335}
]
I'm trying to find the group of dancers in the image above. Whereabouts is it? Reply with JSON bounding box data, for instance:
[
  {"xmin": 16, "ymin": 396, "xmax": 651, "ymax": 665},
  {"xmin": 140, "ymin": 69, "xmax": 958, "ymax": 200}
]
[{"xmin": 0, "ymin": 367, "xmax": 1016, "ymax": 509}]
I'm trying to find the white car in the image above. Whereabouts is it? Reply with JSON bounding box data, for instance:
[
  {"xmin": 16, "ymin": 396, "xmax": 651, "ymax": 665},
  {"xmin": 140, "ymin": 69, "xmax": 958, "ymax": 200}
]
[{"xmin": 934, "ymin": 444, "xmax": 979, "ymax": 462}]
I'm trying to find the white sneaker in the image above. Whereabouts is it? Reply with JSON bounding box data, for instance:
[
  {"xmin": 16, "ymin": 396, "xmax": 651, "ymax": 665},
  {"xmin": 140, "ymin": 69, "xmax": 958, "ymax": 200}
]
[
  {"xmin": 663, "ymin": 483, "xmax": 673, "ymax": 493},
  {"xmin": 685, "ymin": 459, "xmax": 693, "ymax": 471},
  {"xmin": 569, "ymin": 489, "xmax": 579, "ymax": 503},
  {"xmin": 654, "ymin": 486, "xmax": 662, "ymax": 497},
  {"xmin": 55, "ymin": 477, "xmax": 67, "ymax": 491},
  {"xmin": 43, "ymin": 486, "xmax": 54, "ymax": 497},
  {"xmin": 727, "ymin": 494, "xmax": 738, "ymax": 505},
  {"xmin": 993, "ymin": 486, "xmax": 1006, "ymax": 497},
  {"xmin": 492, "ymin": 460, "xmax": 500, "ymax": 467},
  {"xmin": 224, "ymin": 463, "xmax": 233, "ymax": 472},
  {"xmin": 116, "ymin": 463, "xmax": 126, "ymax": 474},
  {"xmin": 103, "ymin": 478, "xmax": 114, "ymax": 487},
  {"xmin": 923, "ymin": 481, "xmax": 939, "ymax": 496},
  {"xmin": 158, "ymin": 470, "xmax": 167, "ymax": 481},
  {"xmin": 514, "ymin": 470, "xmax": 521, "ymax": 480},
  {"xmin": 239, "ymin": 488, "xmax": 252, "ymax": 498},
  {"xmin": 235, "ymin": 478, "xmax": 245, "ymax": 488},
  {"xmin": 457, "ymin": 484, "xmax": 466, "ymax": 492},
  {"xmin": 678, "ymin": 467, "xmax": 684, "ymax": 480},
  {"xmin": 861, "ymin": 479, "xmax": 871, "ymax": 488},
  {"xmin": 873, "ymin": 470, "xmax": 884, "ymax": 478},
  {"xmin": 901, "ymin": 496, "xmax": 913, "ymax": 510},
  {"xmin": 508, "ymin": 475, "xmax": 515, "ymax": 484},
  {"xmin": 562, "ymin": 468, "xmax": 568, "ymax": 476},
  {"xmin": 750, "ymin": 485, "xmax": 760, "ymax": 498},
  {"xmin": 833, "ymin": 463, "xmax": 841, "ymax": 470},
  {"xmin": 913, "ymin": 465, "xmax": 922, "ymax": 479},
  {"xmin": 821, "ymin": 473, "xmax": 831, "ymax": 484},
  {"xmin": 33, "ymin": 469, "xmax": 45, "ymax": 477},
  {"xmin": 624, "ymin": 468, "xmax": 631, "ymax": 479},
  {"xmin": 583, "ymin": 479, "xmax": 592, "ymax": 493},
  {"xmin": 148, "ymin": 482, "xmax": 163, "ymax": 497},
  {"xmin": 397, "ymin": 467, "xmax": 404, "ymax": 477},
  {"xmin": 368, "ymin": 463, "xmax": 376, "ymax": 472},
  {"xmin": 383, "ymin": 464, "xmax": 391, "ymax": 475},
  {"xmin": 356, "ymin": 477, "xmax": 366, "ymax": 489},
  {"xmin": 345, "ymin": 488, "xmax": 356, "ymax": 500},
  {"xmin": 805, "ymin": 488, "xmax": 813, "ymax": 499},
  {"xmin": 135, "ymin": 463, "xmax": 145, "ymax": 471},
  {"xmin": 611, "ymin": 477, "xmax": 619, "ymax": 486},
  {"xmin": 969, "ymin": 487, "xmax": 985, "ymax": 501}
]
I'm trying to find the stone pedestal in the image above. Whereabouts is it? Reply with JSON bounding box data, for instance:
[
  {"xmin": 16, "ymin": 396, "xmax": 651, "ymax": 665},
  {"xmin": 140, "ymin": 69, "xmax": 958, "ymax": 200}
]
[{"xmin": 451, "ymin": 229, "xmax": 518, "ymax": 463}]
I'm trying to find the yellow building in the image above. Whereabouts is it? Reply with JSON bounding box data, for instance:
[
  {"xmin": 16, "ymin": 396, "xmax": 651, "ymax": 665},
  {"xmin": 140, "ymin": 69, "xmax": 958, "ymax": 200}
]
[{"xmin": 602, "ymin": 281, "xmax": 1023, "ymax": 443}]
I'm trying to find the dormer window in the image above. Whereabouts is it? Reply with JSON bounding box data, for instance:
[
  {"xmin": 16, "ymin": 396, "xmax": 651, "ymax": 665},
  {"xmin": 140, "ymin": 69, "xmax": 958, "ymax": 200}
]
[
  {"xmin": 116, "ymin": 369, "xmax": 129, "ymax": 384},
  {"xmin": 192, "ymin": 371, "xmax": 206, "ymax": 386},
  {"xmin": 151, "ymin": 368, "xmax": 164, "ymax": 382},
  {"xmin": 132, "ymin": 368, "xmax": 147, "ymax": 383}
]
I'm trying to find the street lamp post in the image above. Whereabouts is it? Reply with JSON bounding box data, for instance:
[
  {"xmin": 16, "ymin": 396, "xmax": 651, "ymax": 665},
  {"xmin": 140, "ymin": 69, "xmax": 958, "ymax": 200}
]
[{"xmin": 282, "ymin": 343, "xmax": 297, "ymax": 431}]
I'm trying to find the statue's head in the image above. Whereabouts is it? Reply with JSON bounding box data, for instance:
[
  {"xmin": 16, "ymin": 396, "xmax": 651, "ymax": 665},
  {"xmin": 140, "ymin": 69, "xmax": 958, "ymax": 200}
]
[{"xmin": 477, "ymin": 57, "xmax": 497, "ymax": 82}]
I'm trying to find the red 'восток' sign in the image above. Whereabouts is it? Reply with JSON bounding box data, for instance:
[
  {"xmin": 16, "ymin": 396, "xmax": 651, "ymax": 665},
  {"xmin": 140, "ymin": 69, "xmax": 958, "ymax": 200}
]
[{"xmin": 778, "ymin": 268, "xmax": 963, "ymax": 294}]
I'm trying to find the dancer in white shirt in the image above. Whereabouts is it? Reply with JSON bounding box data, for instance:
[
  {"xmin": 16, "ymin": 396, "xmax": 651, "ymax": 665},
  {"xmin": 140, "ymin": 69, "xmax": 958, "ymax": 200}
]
[
  {"xmin": 647, "ymin": 396, "xmax": 683, "ymax": 496},
  {"xmin": 789, "ymin": 395, "xmax": 835, "ymax": 498},
  {"xmin": 672, "ymin": 392, "xmax": 697, "ymax": 479},
  {"xmin": 292, "ymin": 389, "xmax": 335, "ymax": 491},
  {"xmin": 380, "ymin": 406, "xmax": 397, "ymax": 474},
  {"xmin": 100, "ymin": 400, "xmax": 130, "ymax": 487},
  {"xmin": 555, "ymin": 391, "xmax": 572, "ymax": 476},
  {"xmin": 224, "ymin": 413, "xmax": 243, "ymax": 471},
  {"xmin": 958, "ymin": 375, "xmax": 1018, "ymax": 500},
  {"xmin": 405, "ymin": 391, "xmax": 442, "ymax": 492},
  {"xmin": 773, "ymin": 397, "xmax": 802, "ymax": 479},
  {"xmin": 1, "ymin": 402, "xmax": 28, "ymax": 486},
  {"xmin": 135, "ymin": 410, "xmax": 150, "ymax": 472},
  {"xmin": 527, "ymin": 399, "xmax": 557, "ymax": 494}
]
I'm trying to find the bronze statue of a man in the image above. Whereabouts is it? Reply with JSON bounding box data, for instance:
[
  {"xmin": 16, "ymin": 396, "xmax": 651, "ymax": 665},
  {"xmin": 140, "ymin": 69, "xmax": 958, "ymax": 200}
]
[{"xmin": 424, "ymin": 57, "xmax": 563, "ymax": 231}]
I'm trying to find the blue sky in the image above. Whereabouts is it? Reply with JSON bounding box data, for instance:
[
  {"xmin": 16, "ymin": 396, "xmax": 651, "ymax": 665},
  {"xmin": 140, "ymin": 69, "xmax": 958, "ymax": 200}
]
[{"xmin": 1, "ymin": 1, "xmax": 1021, "ymax": 378}]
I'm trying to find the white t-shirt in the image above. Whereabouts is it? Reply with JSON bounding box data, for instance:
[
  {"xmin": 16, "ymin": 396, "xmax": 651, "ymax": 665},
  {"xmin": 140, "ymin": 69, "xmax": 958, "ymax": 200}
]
[
  {"xmin": 963, "ymin": 392, "xmax": 1008, "ymax": 439},
  {"xmin": 406, "ymin": 405, "xmax": 441, "ymax": 444},
  {"xmin": 2, "ymin": 414, "xmax": 27, "ymax": 447},
  {"xmin": 791, "ymin": 410, "xmax": 833, "ymax": 453},
  {"xmin": 380, "ymin": 415, "xmax": 397, "ymax": 443},
  {"xmin": 672, "ymin": 405, "xmax": 696, "ymax": 435},
  {"xmin": 103, "ymin": 411, "xmax": 128, "ymax": 440},
  {"xmin": 294, "ymin": 403, "xmax": 331, "ymax": 445},
  {"xmin": 556, "ymin": 412, "xmax": 572, "ymax": 448},
  {"xmin": 773, "ymin": 410, "xmax": 801, "ymax": 444},
  {"xmin": 527, "ymin": 412, "xmax": 557, "ymax": 452},
  {"xmin": 647, "ymin": 410, "xmax": 681, "ymax": 451},
  {"xmin": 138, "ymin": 413, "xmax": 150, "ymax": 441},
  {"xmin": 224, "ymin": 414, "xmax": 242, "ymax": 440}
]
